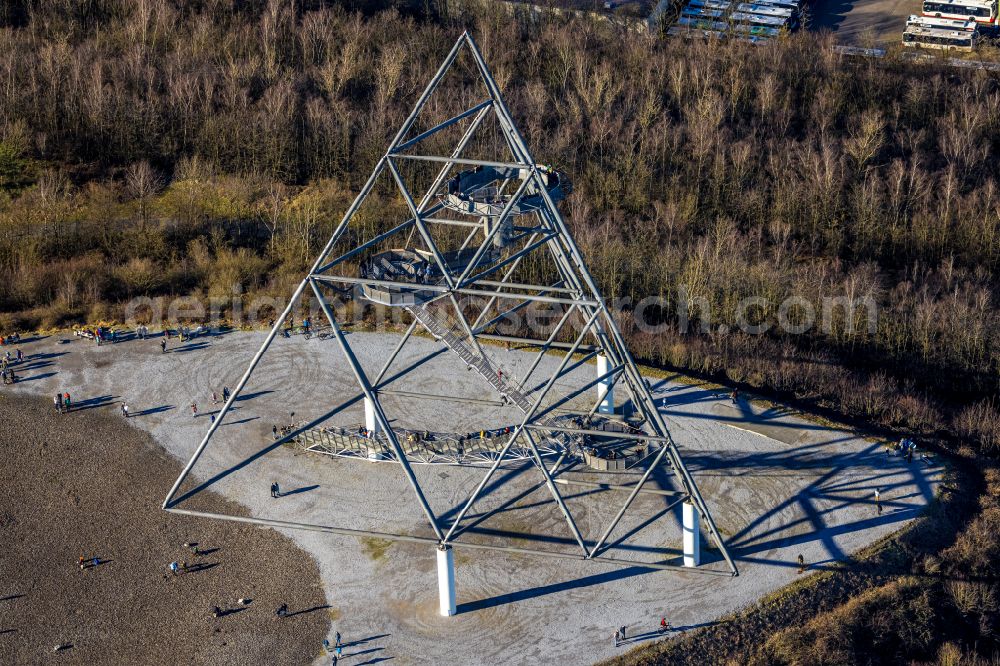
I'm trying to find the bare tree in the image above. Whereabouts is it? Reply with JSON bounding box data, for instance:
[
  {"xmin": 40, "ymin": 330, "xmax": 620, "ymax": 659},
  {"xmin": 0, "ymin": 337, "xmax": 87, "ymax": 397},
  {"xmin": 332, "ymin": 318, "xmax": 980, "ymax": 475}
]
[{"xmin": 125, "ymin": 160, "xmax": 163, "ymax": 230}]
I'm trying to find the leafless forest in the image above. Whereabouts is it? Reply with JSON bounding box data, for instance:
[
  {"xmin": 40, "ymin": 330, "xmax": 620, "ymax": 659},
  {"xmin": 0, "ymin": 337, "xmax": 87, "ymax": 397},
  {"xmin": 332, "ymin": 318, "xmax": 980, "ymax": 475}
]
[
  {"xmin": 3, "ymin": 1, "xmax": 997, "ymax": 446},
  {"xmin": 0, "ymin": 2, "xmax": 998, "ymax": 661}
]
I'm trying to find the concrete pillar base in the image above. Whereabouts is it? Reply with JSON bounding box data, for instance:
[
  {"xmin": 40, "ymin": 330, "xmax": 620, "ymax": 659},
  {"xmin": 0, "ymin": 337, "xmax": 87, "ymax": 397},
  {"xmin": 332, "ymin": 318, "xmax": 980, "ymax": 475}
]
[
  {"xmin": 683, "ymin": 501, "xmax": 701, "ymax": 568},
  {"xmin": 364, "ymin": 397, "xmax": 380, "ymax": 437},
  {"xmin": 437, "ymin": 545, "xmax": 456, "ymax": 617},
  {"xmin": 597, "ymin": 354, "xmax": 615, "ymax": 415}
]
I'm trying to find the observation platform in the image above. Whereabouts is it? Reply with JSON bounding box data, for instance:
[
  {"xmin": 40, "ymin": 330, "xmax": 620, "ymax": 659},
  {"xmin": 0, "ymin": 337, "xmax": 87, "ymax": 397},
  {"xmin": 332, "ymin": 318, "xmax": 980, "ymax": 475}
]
[
  {"xmin": 569, "ymin": 416, "xmax": 659, "ymax": 471},
  {"xmin": 358, "ymin": 247, "xmax": 497, "ymax": 307},
  {"xmin": 291, "ymin": 423, "xmax": 563, "ymax": 466},
  {"xmin": 440, "ymin": 164, "xmax": 570, "ymax": 217},
  {"xmin": 290, "ymin": 414, "xmax": 662, "ymax": 471}
]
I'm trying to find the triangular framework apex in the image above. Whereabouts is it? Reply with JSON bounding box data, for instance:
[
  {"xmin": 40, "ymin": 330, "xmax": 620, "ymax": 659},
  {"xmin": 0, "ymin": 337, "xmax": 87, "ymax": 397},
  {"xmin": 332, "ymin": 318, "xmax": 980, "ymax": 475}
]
[{"xmin": 163, "ymin": 31, "xmax": 738, "ymax": 579}]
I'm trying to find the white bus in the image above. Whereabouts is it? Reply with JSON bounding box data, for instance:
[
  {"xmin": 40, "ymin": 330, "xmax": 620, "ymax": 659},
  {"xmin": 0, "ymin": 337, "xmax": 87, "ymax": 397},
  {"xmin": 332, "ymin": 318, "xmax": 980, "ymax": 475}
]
[
  {"xmin": 922, "ymin": 0, "xmax": 997, "ymax": 27},
  {"xmin": 678, "ymin": 15, "xmax": 730, "ymax": 29},
  {"xmin": 902, "ymin": 23, "xmax": 979, "ymax": 48},
  {"xmin": 906, "ymin": 13, "xmax": 977, "ymax": 29},
  {"xmin": 750, "ymin": 0, "xmax": 802, "ymax": 8},
  {"xmin": 687, "ymin": 0, "xmax": 733, "ymax": 10},
  {"xmin": 669, "ymin": 25, "xmax": 727, "ymax": 39},
  {"xmin": 681, "ymin": 6, "xmax": 727, "ymax": 18},
  {"xmin": 669, "ymin": 26, "xmax": 769, "ymax": 43},
  {"xmin": 730, "ymin": 10, "xmax": 789, "ymax": 25},
  {"xmin": 733, "ymin": 22, "xmax": 782, "ymax": 36},
  {"xmin": 736, "ymin": 2, "xmax": 795, "ymax": 17}
]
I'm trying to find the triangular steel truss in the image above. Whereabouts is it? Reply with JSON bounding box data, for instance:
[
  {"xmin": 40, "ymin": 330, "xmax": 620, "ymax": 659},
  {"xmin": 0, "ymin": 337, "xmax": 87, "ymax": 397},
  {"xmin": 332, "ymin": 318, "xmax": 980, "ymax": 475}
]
[{"xmin": 163, "ymin": 32, "xmax": 737, "ymax": 577}]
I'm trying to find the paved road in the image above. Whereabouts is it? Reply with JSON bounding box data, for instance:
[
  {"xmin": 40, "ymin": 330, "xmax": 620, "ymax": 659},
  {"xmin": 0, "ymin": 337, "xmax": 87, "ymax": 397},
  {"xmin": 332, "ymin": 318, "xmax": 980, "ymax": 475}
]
[{"xmin": 811, "ymin": 0, "xmax": 916, "ymax": 45}]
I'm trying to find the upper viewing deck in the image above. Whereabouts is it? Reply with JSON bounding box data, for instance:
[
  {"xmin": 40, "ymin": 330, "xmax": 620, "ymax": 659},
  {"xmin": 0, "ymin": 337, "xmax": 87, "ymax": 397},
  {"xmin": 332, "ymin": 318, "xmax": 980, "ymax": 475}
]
[{"xmin": 440, "ymin": 164, "xmax": 571, "ymax": 218}]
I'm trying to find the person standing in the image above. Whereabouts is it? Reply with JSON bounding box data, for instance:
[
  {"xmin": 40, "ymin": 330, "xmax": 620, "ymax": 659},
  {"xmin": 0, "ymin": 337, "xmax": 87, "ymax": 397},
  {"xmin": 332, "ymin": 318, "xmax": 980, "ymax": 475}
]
[
  {"xmin": 212, "ymin": 391, "xmax": 218, "ymax": 405},
  {"xmin": 797, "ymin": 553, "xmax": 806, "ymax": 574},
  {"xmin": 620, "ymin": 625, "xmax": 627, "ymax": 641},
  {"xmin": 272, "ymin": 425, "xmax": 279, "ymax": 440},
  {"xmin": 222, "ymin": 386, "xmax": 230, "ymax": 402},
  {"xmin": 271, "ymin": 482, "xmax": 280, "ymax": 498},
  {"xmin": 64, "ymin": 393, "xmax": 71, "ymax": 413},
  {"xmin": 875, "ymin": 488, "xmax": 882, "ymax": 515},
  {"xmin": 55, "ymin": 393, "xmax": 62, "ymax": 414},
  {"xmin": 614, "ymin": 629, "xmax": 620, "ymax": 647},
  {"xmin": 121, "ymin": 402, "xmax": 129, "ymax": 418},
  {"xmin": 191, "ymin": 402, "xmax": 198, "ymax": 417},
  {"xmin": 161, "ymin": 338, "xmax": 167, "ymax": 353}
]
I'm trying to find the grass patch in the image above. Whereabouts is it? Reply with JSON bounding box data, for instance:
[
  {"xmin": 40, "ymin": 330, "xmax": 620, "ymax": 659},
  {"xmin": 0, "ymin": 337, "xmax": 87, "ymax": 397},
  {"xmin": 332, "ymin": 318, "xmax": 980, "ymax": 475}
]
[{"xmin": 360, "ymin": 537, "xmax": 393, "ymax": 562}]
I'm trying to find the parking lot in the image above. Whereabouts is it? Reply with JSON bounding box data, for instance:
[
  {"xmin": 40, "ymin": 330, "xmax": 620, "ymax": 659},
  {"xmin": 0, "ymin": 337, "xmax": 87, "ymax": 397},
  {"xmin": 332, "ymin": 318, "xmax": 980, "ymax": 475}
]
[{"xmin": 812, "ymin": 0, "xmax": 918, "ymax": 45}]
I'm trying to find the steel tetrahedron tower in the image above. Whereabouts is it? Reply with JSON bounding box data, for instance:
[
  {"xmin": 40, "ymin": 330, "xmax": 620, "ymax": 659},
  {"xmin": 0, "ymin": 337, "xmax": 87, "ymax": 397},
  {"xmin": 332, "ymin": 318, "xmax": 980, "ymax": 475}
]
[{"xmin": 164, "ymin": 31, "xmax": 737, "ymax": 616}]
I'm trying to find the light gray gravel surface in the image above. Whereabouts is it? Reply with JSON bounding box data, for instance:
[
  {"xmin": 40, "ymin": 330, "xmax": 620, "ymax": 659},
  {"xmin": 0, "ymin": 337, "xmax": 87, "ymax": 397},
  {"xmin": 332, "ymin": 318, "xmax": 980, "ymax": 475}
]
[{"xmin": 1, "ymin": 329, "xmax": 942, "ymax": 665}]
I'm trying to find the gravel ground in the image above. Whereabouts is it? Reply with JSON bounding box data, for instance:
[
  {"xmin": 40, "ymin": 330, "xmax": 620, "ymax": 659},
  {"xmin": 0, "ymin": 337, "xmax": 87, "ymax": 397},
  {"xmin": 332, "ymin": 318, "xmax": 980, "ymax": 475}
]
[
  {"xmin": 0, "ymin": 330, "xmax": 942, "ymax": 665},
  {"xmin": 0, "ymin": 393, "xmax": 330, "ymax": 665}
]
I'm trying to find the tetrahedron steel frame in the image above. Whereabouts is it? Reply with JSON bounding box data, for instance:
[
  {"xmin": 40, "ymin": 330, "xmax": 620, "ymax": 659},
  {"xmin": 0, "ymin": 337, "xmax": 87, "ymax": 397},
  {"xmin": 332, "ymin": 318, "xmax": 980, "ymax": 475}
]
[{"xmin": 163, "ymin": 31, "xmax": 738, "ymax": 577}]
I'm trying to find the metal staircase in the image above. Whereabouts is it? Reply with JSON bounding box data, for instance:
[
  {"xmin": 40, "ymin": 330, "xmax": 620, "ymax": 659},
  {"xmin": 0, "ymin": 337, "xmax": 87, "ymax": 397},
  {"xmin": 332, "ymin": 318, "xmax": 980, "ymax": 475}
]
[{"xmin": 408, "ymin": 303, "xmax": 533, "ymax": 413}]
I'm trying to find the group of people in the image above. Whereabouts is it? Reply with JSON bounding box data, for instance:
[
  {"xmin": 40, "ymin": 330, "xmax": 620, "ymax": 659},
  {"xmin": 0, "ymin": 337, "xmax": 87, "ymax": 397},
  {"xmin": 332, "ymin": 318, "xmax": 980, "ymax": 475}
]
[
  {"xmin": 167, "ymin": 325, "xmax": 204, "ymax": 342},
  {"xmin": 77, "ymin": 556, "xmax": 101, "ymax": 571},
  {"xmin": 322, "ymin": 632, "xmax": 344, "ymax": 663},
  {"xmin": 891, "ymin": 437, "xmax": 921, "ymax": 463},
  {"xmin": 167, "ymin": 541, "xmax": 208, "ymax": 578},
  {"xmin": 0, "ymin": 332, "xmax": 21, "ymax": 346},
  {"xmin": 0, "ymin": 348, "xmax": 23, "ymax": 384},
  {"xmin": 281, "ymin": 318, "xmax": 314, "ymax": 338},
  {"xmin": 76, "ymin": 326, "xmax": 119, "ymax": 345},
  {"xmin": 53, "ymin": 392, "xmax": 72, "ymax": 413},
  {"xmin": 190, "ymin": 386, "xmax": 232, "ymax": 420},
  {"xmin": 613, "ymin": 620, "xmax": 676, "ymax": 646}
]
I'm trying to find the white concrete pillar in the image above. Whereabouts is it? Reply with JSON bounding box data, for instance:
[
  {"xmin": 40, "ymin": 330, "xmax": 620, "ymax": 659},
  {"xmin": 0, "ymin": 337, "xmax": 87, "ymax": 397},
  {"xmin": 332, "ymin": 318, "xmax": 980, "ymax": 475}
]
[
  {"xmin": 436, "ymin": 545, "xmax": 456, "ymax": 617},
  {"xmin": 683, "ymin": 501, "xmax": 701, "ymax": 568},
  {"xmin": 364, "ymin": 397, "xmax": 381, "ymax": 437},
  {"xmin": 597, "ymin": 354, "xmax": 615, "ymax": 415}
]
